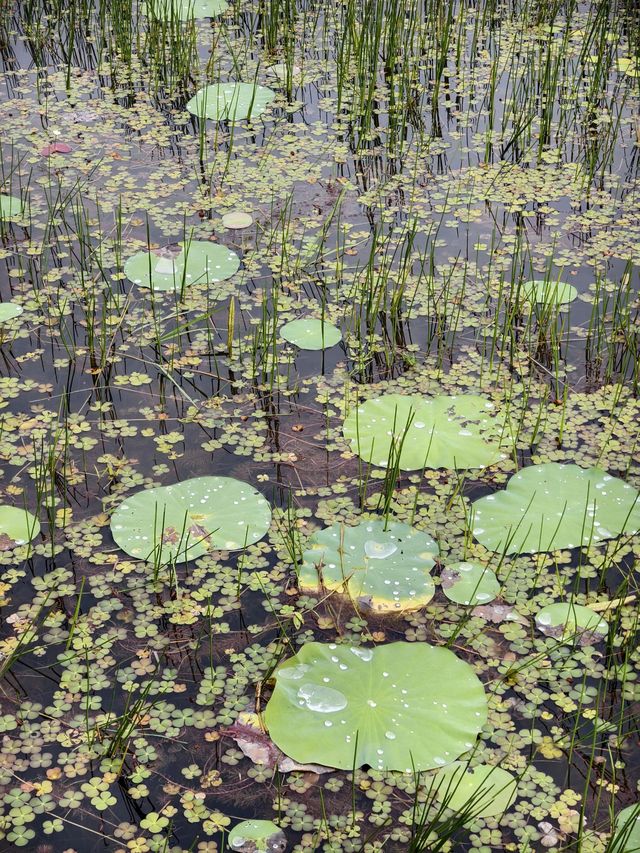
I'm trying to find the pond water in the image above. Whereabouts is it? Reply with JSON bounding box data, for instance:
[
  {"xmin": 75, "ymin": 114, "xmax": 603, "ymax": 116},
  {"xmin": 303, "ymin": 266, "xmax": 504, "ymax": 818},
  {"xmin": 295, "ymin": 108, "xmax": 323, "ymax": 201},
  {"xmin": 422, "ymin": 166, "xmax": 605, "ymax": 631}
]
[{"xmin": 0, "ymin": 0, "xmax": 639, "ymax": 850}]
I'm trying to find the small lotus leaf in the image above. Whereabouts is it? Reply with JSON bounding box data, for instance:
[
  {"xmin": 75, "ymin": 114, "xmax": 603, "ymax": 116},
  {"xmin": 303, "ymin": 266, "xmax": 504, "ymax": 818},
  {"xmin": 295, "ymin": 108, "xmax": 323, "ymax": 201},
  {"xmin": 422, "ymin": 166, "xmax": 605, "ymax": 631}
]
[
  {"xmin": 281, "ymin": 318, "xmax": 342, "ymax": 351},
  {"xmin": 124, "ymin": 241, "xmax": 240, "ymax": 291},
  {"xmin": 433, "ymin": 763, "xmax": 518, "ymax": 818},
  {"xmin": 0, "ymin": 506, "xmax": 40, "ymax": 548},
  {"xmin": 110, "ymin": 476, "xmax": 271, "ymax": 562},
  {"xmin": 343, "ymin": 394, "xmax": 505, "ymax": 470},
  {"xmin": 613, "ymin": 804, "xmax": 640, "ymax": 852},
  {"xmin": 441, "ymin": 562, "xmax": 499, "ymax": 606},
  {"xmin": 264, "ymin": 641, "xmax": 488, "ymax": 771},
  {"xmin": 187, "ymin": 83, "xmax": 276, "ymax": 121},
  {"xmin": 298, "ymin": 519, "xmax": 438, "ymax": 612},
  {"xmin": 228, "ymin": 819, "xmax": 286, "ymax": 852},
  {"xmin": 0, "ymin": 303, "xmax": 23, "ymax": 323},
  {"xmin": 0, "ymin": 194, "xmax": 23, "ymax": 220},
  {"xmin": 521, "ymin": 279, "xmax": 577, "ymax": 306},
  {"xmin": 222, "ymin": 211, "xmax": 253, "ymax": 229},
  {"xmin": 535, "ymin": 602, "xmax": 608, "ymax": 644},
  {"xmin": 471, "ymin": 464, "xmax": 640, "ymax": 554},
  {"xmin": 149, "ymin": 0, "xmax": 228, "ymax": 19}
]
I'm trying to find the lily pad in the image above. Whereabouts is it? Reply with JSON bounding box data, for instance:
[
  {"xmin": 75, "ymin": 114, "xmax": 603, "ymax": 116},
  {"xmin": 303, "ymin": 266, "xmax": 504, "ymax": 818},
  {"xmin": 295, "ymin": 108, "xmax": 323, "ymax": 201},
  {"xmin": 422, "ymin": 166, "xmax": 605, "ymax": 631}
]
[
  {"xmin": 281, "ymin": 318, "xmax": 342, "ymax": 351},
  {"xmin": 441, "ymin": 562, "xmax": 500, "ymax": 606},
  {"xmin": 0, "ymin": 194, "xmax": 23, "ymax": 221},
  {"xmin": 535, "ymin": 603, "xmax": 608, "ymax": 644},
  {"xmin": 0, "ymin": 506, "xmax": 40, "ymax": 549},
  {"xmin": 298, "ymin": 519, "xmax": 438, "ymax": 612},
  {"xmin": 613, "ymin": 804, "xmax": 640, "ymax": 852},
  {"xmin": 0, "ymin": 303, "xmax": 23, "ymax": 323},
  {"xmin": 343, "ymin": 394, "xmax": 505, "ymax": 470},
  {"xmin": 433, "ymin": 763, "xmax": 518, "ymax": 818},
  {"xmin": 520, "ymin": 278, "xmax": 578, "ymax": 306},
  {"xmin": 187, "ymin": 83, "xmax": 276, "ymax": 122},
  {"xmin": 110, "ymin": 476, "xmax": 271, "ymax": 562},
  {"xmin": 228, "ymin": 820, "xmax": 286, "ymax": 852},
  {"xmin": 471, "ymin": 464, "xmax": 640, "ymax": 554},
  {"xmin": 147, "ymin": 0, "xmax": 228, "ymax": 19},
  {"xmin": 124, "ymin": 241, "xmax": 240, "ymax": 291},
  {"xmin": 222, "ymin": 211, "xmax": 253, "ymax": 229},
  {"xmin": 264, "ymin": 641, "xmax": 488, "ymax": 771}
]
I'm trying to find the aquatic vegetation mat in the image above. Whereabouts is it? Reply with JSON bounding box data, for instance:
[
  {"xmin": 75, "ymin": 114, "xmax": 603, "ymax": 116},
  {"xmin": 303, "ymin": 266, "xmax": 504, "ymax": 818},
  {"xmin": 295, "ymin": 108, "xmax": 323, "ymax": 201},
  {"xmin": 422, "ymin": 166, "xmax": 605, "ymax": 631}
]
[
  {"xmin": 298, "ymin": 519, "xmax": 438, "ymax": 611},
  {"xmin": 264, "ymin": 641, "xmax": 488, "ymax": 771}
]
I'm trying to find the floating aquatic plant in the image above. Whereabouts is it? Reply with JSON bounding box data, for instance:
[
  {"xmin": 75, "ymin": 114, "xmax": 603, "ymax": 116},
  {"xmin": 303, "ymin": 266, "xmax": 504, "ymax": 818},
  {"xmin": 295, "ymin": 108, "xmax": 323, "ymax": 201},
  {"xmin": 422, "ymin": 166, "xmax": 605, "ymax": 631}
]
[
  {"xmin": 0, "ymin": 506, "xmax": 40, "ymax": 549},
  {"xmin": 149, "ymin": 0, "xmax": 229, "ymax": 19},
  {"xmin": 613, "ymin": 804, "xmax": 640, "ymax": 851},
  {"xmin": 343, "ymin": 394, "xmax": 506, "ymax": 471},
  {"xmin": 471, "ymin": 464, "xmax": 640, "ymax": 554},
  {"xmin": 264, "ymin": 641, "xmax": 488, "ymax": 771},
  {"xmin": 228, "ymin": 819, "xmax": 287, "ymax": 852},
  {"xmin": 281, "ymin": 318, "xmax": 342, "ymax": 350},
  {"xmin": 110, "ymin": 476, "xmax": 271, "ymax": 561},
  {"xmin": 433, "ymin": 763, "xmax": 518, "ymax": 818},
  {"xmin": 0, "ymin": 194, "xmax": 23, "ymax": 220},
  {"xmin": 0, "ymin": 303, "xmax": 23, "ymax": 323},
  {"xmin": 298, "ymin": 519, "xmax": 438, "ymax": 612},
  {"xmin": 222, "ymin": 211, "xmax": 253, "ymax": 229},
  {"xmin": 124, "ymin": 241, "xmax": 240, "ymax": 291},
  {"xmin": 521, "ymin": 278, "xmax": 578, "ymax": 306},
  {"xmin": 187, "ymin": 83, "xmax": 276, "ymax": 121},
  {"xmin": 535, "ymin": 602, "xmax": 608, "ymax": 644},
  {"xmin": 441, "ymin": 562, "xmax": 499, "ymax": 606}
]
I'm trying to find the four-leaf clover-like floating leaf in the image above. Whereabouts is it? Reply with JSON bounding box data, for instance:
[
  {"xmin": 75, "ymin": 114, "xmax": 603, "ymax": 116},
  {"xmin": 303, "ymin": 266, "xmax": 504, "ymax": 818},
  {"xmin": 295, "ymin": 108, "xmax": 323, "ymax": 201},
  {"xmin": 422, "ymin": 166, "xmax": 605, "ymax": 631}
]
[
  {"xmin": 124, "ymin": 241, "xmax": 240, "ymax": 291},
  {"xmin": 343, "ymin": 394, "xmax": 506, "ymax": 471},
  {"xmin": 281, "ymin": 318, "xmax": 342, "ymax": 351},
  {"xmin": 187, "ymin": 83, "xmax": 276, "ymax": 121},
  {"xmin": 298, "ymin": 520, "xmax": 438, "ymax": 612},
  {"xmin": 535, "ymin": 602, "xmax": 607, "ymax": 644},
  {"xmin": 441, "ymin": 562, "xmax": 500, "ymax": 606},
  {"xmin": 433, "ymin": 763, "xmax": 518, "ymax": 818},
  {"xmin": 110, "ymin": 476, "xmax": 271, "ymax": 562},
  {"xmin": 0, "ymin": 506, "xmax": 40, "ymax": 550},
  {"xmin": 471, "ymin": 463, "xmax": 640, "ymax": 554},
  {"xmin": 264, "ymin": 642, "xmax": 488, "ymax": 772}
]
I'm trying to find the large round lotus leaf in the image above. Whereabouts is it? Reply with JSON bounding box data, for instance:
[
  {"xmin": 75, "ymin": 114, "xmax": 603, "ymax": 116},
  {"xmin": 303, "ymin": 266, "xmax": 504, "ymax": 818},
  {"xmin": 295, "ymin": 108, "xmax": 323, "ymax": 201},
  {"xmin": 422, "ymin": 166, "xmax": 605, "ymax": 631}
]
[
  {"xmin": 124, "ymin": 241, "xmax": 240, "ymax": 291},
  {"xmin": 228, "ymin": 819, "xmax": 287, "ymax": 852},
  {"xmin": 0, "ymin": 303, "xmax": 23, "ymax": 323},
  {"xmin": 471, "ymin": 464, "xmax": 640, "ymax": 554},
  {"xmin": 0, "ymin": 194, "xmax": 23, "ymax": 220},
  {"xmin": 299, "ymin": 520, "xmax": 438, "ymax": 612},
  {"xmin": 433, "ymin": 763, "xmax": 518, "ymax": 818},
  {"xmin": 343, "ymin": 394, "xmax": 505, "ymax": 471},
  {"xmin": 0, "ymin": 506, "xmax": 40, "ymax": 549},
  {"xmin": 441, "ymin": 562, "xmax": 499, "ymax": 606},
  {"xmin": 535, "ymin": 603, "xmax": 608, "ymax": 644},
  {"xmin": 613, "ymin": 804, "xmax": 640, "ymax": 852},
  {"xmin": 110, "ymin": 476, "xmax": 271, "ymax": 562},
  {"xmin": 264, "ymin": 641, "xmax": 488, "ymax": 772},
  {"xmin": 520, "ymin": 279, "xmax": 577, "ymax": 306},
  {"xmin": 281, "ymin": 318, "xmax": 342, "ymax": 351},
  {"xmin": 187, "ymin": 83, "xmax": 276, "ymax": 121},
  {"xmin": 148, "ymin": 0, "xmax": 228, "ymax": 19}
]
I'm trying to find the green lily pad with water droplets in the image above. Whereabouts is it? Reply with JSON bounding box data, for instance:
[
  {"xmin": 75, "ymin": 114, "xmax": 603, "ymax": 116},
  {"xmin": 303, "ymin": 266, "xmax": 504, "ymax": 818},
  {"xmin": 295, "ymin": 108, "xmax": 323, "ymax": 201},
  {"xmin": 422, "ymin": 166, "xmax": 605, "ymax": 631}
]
[
  {"xmin": 535, "ymin": 602, "xmax": 608, "ymax": 644},
  {"xmin": 124, "ymin": 241, "xmax": 240, "ymax": 292},
  {"xmin": 520, "ymin": 279, "xmax": 578, "ymax": 306},
  {"xmin": 441, "ymin": 562, "xmax": 499, "ymax": 606},
  {"xmin": 145, "ymin": 0, "xmax": 228, "ymax": 19},
  {"xmin": 343, "ymin": 394, "xmax": 506, "ymax": 471},
  {"xmin": 471, "ymin": 463, "xmax": 640, "ymax": 555},
  {"xmin": 264, "ymin": 641, "xmax": 488, "ymax": 772},
  {"xmin": 228, "ymin": 819, "xmax": 287, "ymax": 852},
  {"xmin": 299, "ymin": 519, "xmax": 438, "ymax": 612},
  {"xmin": 433, "ymin": 763, "xmax": 518, "ymax": 818},
  {"xmin": 0, "ymin": 194, "xmax": 23, "ymax": 221},
  {"xmin": 110, "ymin": 476, "xmax": 271, "ymax": 563},
  {"xmin": 187, "ymin": 83, "xmax": 276, "ymax": 122},
  {"xmin": 0, "ymin": 506, "xmax": 40, "ymax": 549},
  {"xmin": 0, "ymin": 303, "xmax": 23, "ymax": 323},
  {"xmin": 613, "ymin": 804, "xmax": 640, "ymax": 852},
  {"xmin": 281, "ymin": 318, "xmax": 342, "ymax": 351}
]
